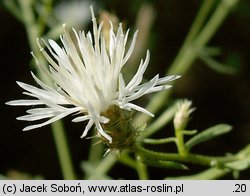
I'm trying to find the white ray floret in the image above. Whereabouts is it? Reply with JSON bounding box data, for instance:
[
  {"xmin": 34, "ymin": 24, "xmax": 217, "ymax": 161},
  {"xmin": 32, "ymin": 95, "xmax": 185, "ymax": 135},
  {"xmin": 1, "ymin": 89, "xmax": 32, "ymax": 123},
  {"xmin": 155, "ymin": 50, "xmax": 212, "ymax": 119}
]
[{"xmin": 6, "ymin": 6, "xmax": 180, "ymax": 143}]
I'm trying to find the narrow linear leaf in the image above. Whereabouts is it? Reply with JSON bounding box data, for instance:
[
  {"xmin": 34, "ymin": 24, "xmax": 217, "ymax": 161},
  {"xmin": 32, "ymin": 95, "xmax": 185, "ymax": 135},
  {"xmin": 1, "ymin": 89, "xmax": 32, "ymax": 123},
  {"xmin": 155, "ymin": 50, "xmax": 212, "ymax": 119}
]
[
  {"xmin": 143, "ymin": 137, "xmax": 176, "ymax": 145},
  {"xmin": 225, "ymin": 155, "xmax": 250, "ymax": 171},
  {"xmin": 142, "ymin": 159, "xmax": 188, "ymax": 170},
  {"xmin": 186, "ymin": 124, "xmax": 232, "ymax": 150},
  {"xmin": 202, "ymin": 55, "xmax": 238, "ymax": 75},
  {"xmin": 199, "ymin": 48, "xmax": 238, "ymax": 75}
]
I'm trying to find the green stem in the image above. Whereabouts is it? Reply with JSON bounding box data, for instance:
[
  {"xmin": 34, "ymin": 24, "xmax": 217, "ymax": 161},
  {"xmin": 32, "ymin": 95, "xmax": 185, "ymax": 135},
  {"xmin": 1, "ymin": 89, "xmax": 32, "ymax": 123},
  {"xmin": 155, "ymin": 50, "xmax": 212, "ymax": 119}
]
[
  {"xmin": 51, "ymin": 122, "xmax": 76, "ymax": 179},
  {"xmin": 88, "ymin": 137, "xmax": 104, "ymax": 165},
  {"xmin": 135, "ymin": 144, "xmax": 240, "ymax": 167},
  {"xmin": 118, "ymin": 152, "xmax": 137, "ymax": 169},
  {"xmin": 181, "ymin": 0, "xmax": 216, "ymax": 48},
  {"xmin": 175, "ymin": 129, "xmax": 188, "ymax": 157},
  {"xmin": 136, "ymin": 155, "xmax": 149, "ymax": 180},
  {"xmin": 194, "ymin": 0, "xmax": 239, "ymax": 50},
  {"xmin": 168, "ymin": 0, "xmax": 216, "ymax": 76},
  {"xmin": 18, "ymin": 0, "xmax": 76, "ymax": 179},
  {"xmin": 169, "ymin": 0, "xmax": 239, "ymax": 75},
  {"xmin": 18, "ymin": 0, "xmax": 39, "ymax": 54}
]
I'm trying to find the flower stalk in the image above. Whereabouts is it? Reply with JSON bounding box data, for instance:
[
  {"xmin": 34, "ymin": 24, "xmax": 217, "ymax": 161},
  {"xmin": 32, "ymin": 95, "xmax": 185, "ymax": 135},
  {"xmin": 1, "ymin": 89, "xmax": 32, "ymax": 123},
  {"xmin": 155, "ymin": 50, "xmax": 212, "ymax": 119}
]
[{"xmin": 175, "ymin": 129, "xmax": 188, "ymax": 157}]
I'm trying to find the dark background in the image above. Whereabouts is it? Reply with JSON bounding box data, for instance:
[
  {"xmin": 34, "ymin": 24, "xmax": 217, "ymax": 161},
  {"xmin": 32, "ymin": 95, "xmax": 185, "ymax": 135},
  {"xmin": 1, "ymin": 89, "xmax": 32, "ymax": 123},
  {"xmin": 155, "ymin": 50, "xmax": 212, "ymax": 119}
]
[{"xmin": 0, "ymin": 0, "xmax": 250, "ymax": 179}]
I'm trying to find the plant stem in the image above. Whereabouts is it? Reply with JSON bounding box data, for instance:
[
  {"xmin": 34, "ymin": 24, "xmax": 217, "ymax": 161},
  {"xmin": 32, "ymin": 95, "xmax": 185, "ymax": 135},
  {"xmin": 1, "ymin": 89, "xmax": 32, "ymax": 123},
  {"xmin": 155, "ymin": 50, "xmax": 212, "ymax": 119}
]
[
  {"xmin": 134, "ymin": 144, "xmax": 242, "ymax": 167},
  {"xmin": 136, "ymin": 155, "xmax": 149, "ymax": 179},
  {"xmin": 180, "ymin": 0, "xmax": 216, "ymax": 49},
  {"xmin": 118, "ymin": 153, "xmax": 137, "ymax": 169},
  {"xmin": 88, "ymin": 137, "xmax": 104, "ymax": 165},
  {"xmin": 18, "ymin": 0, "xmax": 39, "ymax": 54},
  {"xmin": 175, "ymin": 129, "xmax": 188, "ymax": 157},
  {"xmin": 18, "ymin": 0, "xmax": 76, "ymax": 179},
  {"xmin": 51, "ymin": 122, "xmax": 76, "ymax": 179},
  {"xmin": 194, "ymin": 0, "xmax": 239, "ymax": 50}
]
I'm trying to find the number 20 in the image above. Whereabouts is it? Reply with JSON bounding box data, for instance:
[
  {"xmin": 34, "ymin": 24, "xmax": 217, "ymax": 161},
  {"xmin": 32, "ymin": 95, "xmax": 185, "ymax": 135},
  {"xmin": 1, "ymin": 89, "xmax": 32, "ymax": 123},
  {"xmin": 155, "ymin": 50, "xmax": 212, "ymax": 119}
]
[{"xmin": 234, "ymin": 184, "xmax": 246, "ymax": 192}]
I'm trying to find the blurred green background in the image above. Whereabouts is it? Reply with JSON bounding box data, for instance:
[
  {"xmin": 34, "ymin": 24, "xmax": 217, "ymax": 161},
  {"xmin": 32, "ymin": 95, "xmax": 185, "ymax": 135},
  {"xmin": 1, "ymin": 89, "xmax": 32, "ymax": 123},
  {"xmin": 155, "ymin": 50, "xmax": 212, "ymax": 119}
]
[{"xmin": 0, "ymin": 0, "xmax": 250, "ymax": 179}]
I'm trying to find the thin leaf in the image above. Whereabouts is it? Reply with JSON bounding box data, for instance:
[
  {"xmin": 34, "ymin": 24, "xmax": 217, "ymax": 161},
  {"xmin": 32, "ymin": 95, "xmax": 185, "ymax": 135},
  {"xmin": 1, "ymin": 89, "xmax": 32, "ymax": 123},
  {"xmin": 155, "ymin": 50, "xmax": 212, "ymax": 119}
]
[
  {"xmin": 186, "ymin": 124, "xmax": 232, "ymax": 150},
  {"xmin": 225, "ymin": 155, "xmax": 250, "ymax": 171},
  {"xmin": 143, "ymin": 137, "xmax": 176, "ymax": 145},
  {"xmin": 199, "ymin": 50, "xmax": 238, "ymax": 75}
]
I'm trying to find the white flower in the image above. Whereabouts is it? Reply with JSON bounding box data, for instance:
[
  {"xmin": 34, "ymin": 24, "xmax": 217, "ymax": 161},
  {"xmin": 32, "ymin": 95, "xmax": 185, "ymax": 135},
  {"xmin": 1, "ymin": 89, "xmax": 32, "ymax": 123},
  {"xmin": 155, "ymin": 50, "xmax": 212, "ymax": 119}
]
[{"xmin": 6, "ymin": 7, "xmax": 180, "ymax": 143}]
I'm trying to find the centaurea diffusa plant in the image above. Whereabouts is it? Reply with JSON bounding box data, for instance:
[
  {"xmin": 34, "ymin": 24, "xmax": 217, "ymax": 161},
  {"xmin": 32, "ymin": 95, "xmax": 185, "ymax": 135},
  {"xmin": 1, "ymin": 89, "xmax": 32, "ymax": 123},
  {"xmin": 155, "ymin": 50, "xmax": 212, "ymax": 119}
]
[
  {"xmin": 6, "ymin": 7, "xmax": 180, "ymax": 150},
  {"xmin": 4, "ymin": 0, "xmax": 250, "ymax": 180}
]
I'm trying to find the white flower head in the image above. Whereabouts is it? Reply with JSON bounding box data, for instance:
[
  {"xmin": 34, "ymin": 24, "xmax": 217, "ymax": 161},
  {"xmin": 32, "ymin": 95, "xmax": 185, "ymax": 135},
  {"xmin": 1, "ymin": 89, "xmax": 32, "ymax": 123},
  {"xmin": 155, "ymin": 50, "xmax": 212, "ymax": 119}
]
[{"xmin": 6, "ymin": 6, "xmax": 180, "ymax": 143}]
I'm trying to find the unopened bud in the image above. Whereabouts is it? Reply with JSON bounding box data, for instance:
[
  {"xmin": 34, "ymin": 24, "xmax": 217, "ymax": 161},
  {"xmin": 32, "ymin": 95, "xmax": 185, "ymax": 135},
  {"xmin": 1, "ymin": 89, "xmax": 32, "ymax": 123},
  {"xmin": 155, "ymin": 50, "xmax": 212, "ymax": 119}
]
[{"xmin": 174, "ymin": 100, "xmax": 195, "ymax": 130}]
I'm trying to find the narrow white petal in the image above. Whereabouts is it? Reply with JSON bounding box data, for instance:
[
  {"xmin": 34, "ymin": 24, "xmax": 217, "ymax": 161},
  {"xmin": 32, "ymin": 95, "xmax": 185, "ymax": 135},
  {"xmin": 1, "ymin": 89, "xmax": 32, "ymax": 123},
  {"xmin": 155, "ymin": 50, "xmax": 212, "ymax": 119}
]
[
  {"xmin": 26, "ymin": 108, "xmax": 58, "ymax": 115},
  {"xmin": 126, "ymin": 74, "xmax": 158, "ymax": 102},
  {"xmin": 121, "ymin": 103, "xmax": 154, "ymax": 117},
  {"xmin": 109, "ymin": 22, "xmax": 116, "ymax": 58},
  {"xmin": 72, "ymin": 115, "xmax": 90, "ymax": 122},
  {"xmin": 80, "ymin": 119, "xmax": 94, "ymax": 138},
  {"xmin": 122, "ymin": 30, "xmax": 138, "ymax": 65},
  {"xmin": 17, "ymin": 113, "xmax": 56, "ymax": 121},
  {"xmin": 99, "ymin": 116, "xmax": 110, "ymax": 124},
  {"xmin": 95, "ymin": 122, "xmax": 112, "ymax": 143},
  {"xmin": 48, "ymin": 39, "xmax": 64, "ymax": 58},
  {"xmin": 123, "ymin": 29, "xmax": 130, "ymax": 47},
  {"xmin": 145, "ymin": 85, "xmax": 172, "ymax": 94},
  {"xmin": 125, "ymin": 50, "xmax": 150, "ymax": 90},
  {"xmin": 23, "ymin": 112, "xmax": 68, "ymax": 131},
  {"xmin": 118, "ymin": 74, "xmax": 126, "ymax": 100},
  {"xmin": 22, "ymin": 92, "xmax": 67, "ymax": 110},
  {"xmin": 6, "ymin": 99, "xmax": 44, "ymax": 106},
  {"xmin": 156, "ymin": 75, "xmax": 181, "ymax": 85},
  {"xmin": 17, "ymin": 81, "xmax": 56, "ymax": 100}
]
